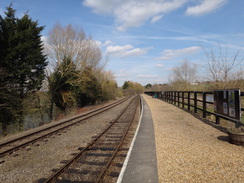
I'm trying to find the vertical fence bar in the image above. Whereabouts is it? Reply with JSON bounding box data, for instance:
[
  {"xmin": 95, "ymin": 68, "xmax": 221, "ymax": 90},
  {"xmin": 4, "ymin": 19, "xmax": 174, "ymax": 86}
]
[
  {"xmin": 168, "ymin": 92, "xmax": 170, "ymax": 103},
  {"xmin": 169, "ymin": 92, "xmax": 171, "ymax": 103},
  {"xmin": 167, "ymin": 92, "xmax": 169, "ymax": 102},
  {"xmin": 168, "ymin": 92, "xmax": 170, "ymax": 102},
  {"xmin": 216, "ymin": 116, "xmax": 220, "ymax": 124},
  {"xmin": 177, "ymin": 92, "xmax": 180, "ymax": 107},
  {"xmin": 202, "ymin": 92, "xmax": 207, "ymax": 118},
  {"xmin": 194, "ymin": 92, "xmax": 197, "ymax": 113},
  {"xmin": 182, "ymin": 92, "xmax": 185, "ymax": 109},
  {"xmin": 173, "ymin": 92, "xmax": 175, "ymax": 104},
  {"xmin": 169, "ymin": 92, "xmax": 173, "ymax": 104},
  {"xmin": 171, "ymin": 91, "xmax": 173, "ymax": 103},
  {"xmin": 188, "ymin": 92, "xmax": 190, "ymax": 111}
]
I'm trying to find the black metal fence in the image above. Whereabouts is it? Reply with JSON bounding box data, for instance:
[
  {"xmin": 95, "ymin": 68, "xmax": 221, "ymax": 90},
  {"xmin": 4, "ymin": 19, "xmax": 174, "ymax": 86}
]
[{"xmin": 144, "ymin": 91, "xmax": 244, "ymax": 127}]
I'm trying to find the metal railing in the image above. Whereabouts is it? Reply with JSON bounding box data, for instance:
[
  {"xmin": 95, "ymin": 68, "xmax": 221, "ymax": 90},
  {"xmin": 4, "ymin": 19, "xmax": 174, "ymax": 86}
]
[{"xmin": 144, "ymin": 91, "xmax": 244, "ymax": 127}]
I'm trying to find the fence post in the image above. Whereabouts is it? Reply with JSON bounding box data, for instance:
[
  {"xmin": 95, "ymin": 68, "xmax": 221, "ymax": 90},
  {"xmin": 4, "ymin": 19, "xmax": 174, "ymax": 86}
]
[
  {"xmin": 182, "ymin": 92, "xmax": 185, "ymax": 109},
  {"xmin": 188, "ymin": 92, "xmax": 190, "ymax": 111},
  {"xmin": 169, "ymin": 91, "xmax": 173, "ymax": 104},
  {"xmin": 167, "ymin": 92, "xmax": 169, "ymax": 103},
  {"xmin": 173, "ymin": 92, "xmax": 175, "ymax": 104},
  {"xmin": 172, "ymin": 92, "xmax": 175, "ymax": 104},
  {"xmin": 168, "ymin": 92, "xmax": 170, "ymax": 103},
  {"xmin": 169, "ymin": 92, "xmax": 171, "ymax": 103},
  {"xmin": 194, "ymin": 92, "xmax": 197, "ymax": 113},
  {"xmin": 216, "ymin": 115, "xmax": 220, "ymax": 124},
  {"xmin": 177, "ymin": 92, "xmax": 180, "ymax": 107},
  {"xmin": 203, "ymin": 92, "xmax": 207, "ymax": 118}
]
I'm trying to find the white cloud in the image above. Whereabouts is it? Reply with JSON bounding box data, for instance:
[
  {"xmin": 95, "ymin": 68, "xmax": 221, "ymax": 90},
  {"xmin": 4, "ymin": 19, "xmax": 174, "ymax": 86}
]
[
  {"xmin": 103, "ymin": 40, "xmax": 113, "ymax": 46},
  {"xmin": 156, "ymin": 64, "xmax": 164, "ymax": 68},
  {"xmin": 136, "ymin": 75, "xmax": 159, "ymax": 78},
  {"xmin": 41, "ymin": 36, "xmax": 47, "ymax": 43},
  {"xmin": 116, "ymin": 0, "xmax": 187, "ymax": 31},
  {"xmin": 107, "ymin": 44, "xmax": 133, "ymax": 54},
  {"xmin": 83, "ymin": 0, "xmax": 229, "ymax": 30},
  {"xmin": 164, "ymin": 68, "xmax": 173, "ymax": 71},
  {"xmin": 115, "ymin": 73, "xmax": 128, "ymax": 77},
  {"xmin": 158, "ymin": 46, "xmax": 201, "ymax": 60},
  {"xmin": 185, "ymin": 0, "xmax": 227, "ymax": 16},
  {"xmin": 151, "ymin": 14, "xmax": 163, "ymax": 23},
  {"xmin": 83, "ymin": 0, "xmax": 123, "ymax": 14},
  {"xmin": 41, "ymin": 36, "xmax": 49, "ymax": 50},
  {"xmin": 96, "ymin": 40, "xmax": 113, "ymax": 47},
  {"xmin": 83, "ymin": 0, "xmax": 187, "ymax": 31},
  {"xmin": 95, "ymin": 41, "xmax": 102, "ymax": 47},
  {"xmin": 115, "ymin": 70, "xmax": 129, "ymax": 78},
  {"xmin": 106, "ymin": 44, "xmax": 149, "ymax": 57}
]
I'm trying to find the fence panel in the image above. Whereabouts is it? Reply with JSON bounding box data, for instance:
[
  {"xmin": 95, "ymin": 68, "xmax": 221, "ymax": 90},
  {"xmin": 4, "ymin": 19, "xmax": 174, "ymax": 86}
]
[{"xmin": 144, "ymin": 91, "xmax": 244, "ymax": 127}]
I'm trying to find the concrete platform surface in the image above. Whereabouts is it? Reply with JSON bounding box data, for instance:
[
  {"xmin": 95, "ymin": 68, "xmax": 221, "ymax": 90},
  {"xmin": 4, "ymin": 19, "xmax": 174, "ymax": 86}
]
[{"xmin": 118, "ymin": 96, "xmax": 158, "ymax": 183}]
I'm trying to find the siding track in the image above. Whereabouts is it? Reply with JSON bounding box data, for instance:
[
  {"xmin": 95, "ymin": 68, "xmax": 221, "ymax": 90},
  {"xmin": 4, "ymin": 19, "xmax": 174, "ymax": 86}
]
[{"xmin": 0, "ymin": 97, "xmax": 130, "ymax": 158}]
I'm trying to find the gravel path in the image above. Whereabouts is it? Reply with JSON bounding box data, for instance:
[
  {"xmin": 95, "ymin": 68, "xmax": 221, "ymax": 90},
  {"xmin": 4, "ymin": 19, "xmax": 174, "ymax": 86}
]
[{"xmin": 142, "ymin": 94, "xmax": 243, "ymax": 183}]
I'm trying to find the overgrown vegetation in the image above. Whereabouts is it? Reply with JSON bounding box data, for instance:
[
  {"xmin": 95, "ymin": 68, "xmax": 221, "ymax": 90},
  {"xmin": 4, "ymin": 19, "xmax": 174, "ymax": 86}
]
[
  {"xmin": 0, "ymin": 5, "xmax": 122, "ymax": 135},
  {"xmin": 45, "ymin": 23, "xmax": 120, "ymax": 120},
  {"xmin": 122, "ymin": 81, "xmax": 144, "ymax": 95}
]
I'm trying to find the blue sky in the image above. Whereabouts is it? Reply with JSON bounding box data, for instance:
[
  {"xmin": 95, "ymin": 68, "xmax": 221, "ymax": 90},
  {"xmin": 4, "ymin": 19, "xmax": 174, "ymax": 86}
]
[{"xmin": 1, "ymin": 0, "xmax": 244, "ymax": 86}]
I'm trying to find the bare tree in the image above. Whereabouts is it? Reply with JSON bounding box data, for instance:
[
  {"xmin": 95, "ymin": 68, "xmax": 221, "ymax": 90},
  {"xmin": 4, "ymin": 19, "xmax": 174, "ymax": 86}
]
[
  {"xmin": 46, "ymin": 23, "xmax": 104, "ymax": 72},
  {"xmin": 170, "ymin": 60, "xmax": 197, "ymax": 90},
  {"xmin": 47, "ymin": 23, "xmax": 85, "ymax": 66},
  {"xmin": 200, "ymin": 45, "xmax": 244, "ymax": 88},
  {"xmin": 79, "ymin": 38, "xmax": 103, "ymax": 70}
]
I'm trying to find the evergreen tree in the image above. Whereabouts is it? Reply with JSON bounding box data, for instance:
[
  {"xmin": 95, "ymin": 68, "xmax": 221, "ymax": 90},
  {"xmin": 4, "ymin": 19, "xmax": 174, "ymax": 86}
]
[
  {"xmin": 122, "ymin": 81, "xmax": 130, "ymax": 90},
  {"xmin": 0, "ymin": 5, "xmax": 47, "ymax": 130},
  {"xmin": 1, "ymin": 5, "xmax": 47, "ymax": 98},
  {"xmin": 0, "ymin": 69, "xmax": 22, "ymax": 132},
  {"xmin": 145, "ymin": 83, "xmax": 152, "ymax": 89}
]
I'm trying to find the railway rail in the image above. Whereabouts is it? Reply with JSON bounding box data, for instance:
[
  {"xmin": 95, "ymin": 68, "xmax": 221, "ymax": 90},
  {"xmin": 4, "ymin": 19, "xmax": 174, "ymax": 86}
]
[
  {"xmin": 0, "ymin": 97, "xmax": 130, "ymax": 158},
  {"xmin": 40, "ymin": 95, "xmax": 141, "ymax": 183}
]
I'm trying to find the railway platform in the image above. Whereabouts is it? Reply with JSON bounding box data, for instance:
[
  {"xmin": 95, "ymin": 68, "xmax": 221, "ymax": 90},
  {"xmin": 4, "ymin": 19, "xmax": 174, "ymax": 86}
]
[{"xmin": 118, "ymin": 96, "xmax": 158, "ymax": 183}]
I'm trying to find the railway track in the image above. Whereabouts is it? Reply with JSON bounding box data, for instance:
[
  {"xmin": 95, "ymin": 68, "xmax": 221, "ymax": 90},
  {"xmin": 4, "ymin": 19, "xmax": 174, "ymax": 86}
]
[
  {"xmin": 0, "ymin": 97, "xmax": 130, "ymax": 158},
  {"xmin": 40, "ymin": 95, "xmax": 141, "ymax": 183}
]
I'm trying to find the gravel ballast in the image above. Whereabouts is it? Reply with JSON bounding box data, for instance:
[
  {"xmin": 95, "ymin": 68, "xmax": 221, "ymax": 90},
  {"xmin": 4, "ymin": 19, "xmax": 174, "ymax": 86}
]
[
  {"xmin": 142, "ymin": 94, "xmax": 243, "ymax": 183},
  {"xmin": 0, "ymin": 98, "xmax": 132, "ymax": 183}
]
